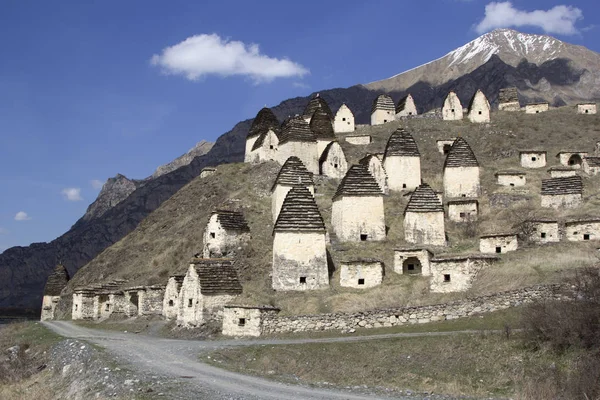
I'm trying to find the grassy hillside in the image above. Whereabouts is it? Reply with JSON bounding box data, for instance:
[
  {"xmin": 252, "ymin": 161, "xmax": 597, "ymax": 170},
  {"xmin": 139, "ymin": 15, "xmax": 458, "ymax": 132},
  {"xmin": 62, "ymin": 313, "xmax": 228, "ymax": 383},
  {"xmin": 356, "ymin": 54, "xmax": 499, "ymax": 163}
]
[{"xmin": 62, "ymin": 106, "xmax": 600, "ymax": 315}]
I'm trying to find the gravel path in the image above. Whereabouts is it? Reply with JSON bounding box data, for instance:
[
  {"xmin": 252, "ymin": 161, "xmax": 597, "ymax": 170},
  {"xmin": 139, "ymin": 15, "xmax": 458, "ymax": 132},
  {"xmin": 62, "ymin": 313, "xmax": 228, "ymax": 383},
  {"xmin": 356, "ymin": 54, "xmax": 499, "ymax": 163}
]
[{"xmin": 44, "ymin": 321, "xmax": 473, "ymax": 399}]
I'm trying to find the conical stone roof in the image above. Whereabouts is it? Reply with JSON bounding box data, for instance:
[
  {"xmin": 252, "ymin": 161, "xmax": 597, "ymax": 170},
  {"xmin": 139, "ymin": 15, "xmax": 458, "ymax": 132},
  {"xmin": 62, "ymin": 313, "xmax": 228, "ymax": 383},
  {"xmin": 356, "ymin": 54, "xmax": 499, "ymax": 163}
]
[
  {"xmin": 371, "ymin": 94, "xmax": 395, "ymax": 113},
  {"xmin": 43, "ymin": 264, "xmax": 70, "ymax": 296},
  {"xmin": 274, "ymin": 186, "xmax": 326, "ymax": 233},
  {"xmin": 395, "ymin": 94, "xmax": 414, "ymax": 113},
  {"xmin": 404, "ymin": 183, "xmax": 444, "ymax": 214},
  {"xmin": 384, "ymin": 128, "xmax": 420, "ymax": 157},
  {"xmin": 309, "ymin": 110, "xmax": 335, "ymax": 140},
  {"xmin": 444, "ymin": 137, "xmax": 479, "ymax": 168},
  {"xmin": 279, "ymin": 116, "xmax": 315, "ymax": 144},
  {"xmin": 333, "ymin": 164, "xmax": 383, "ymax": 200},
  {"xmin": 247, "ymin": 107, "xmax": 279, "ymax": 139},
  {"xmin": 271, "ymin": 156, "xmax": 314, "ymax": 190},
  {"xmin": 303, "ymin": 95, "xmax": 333, "ymax": 120}
]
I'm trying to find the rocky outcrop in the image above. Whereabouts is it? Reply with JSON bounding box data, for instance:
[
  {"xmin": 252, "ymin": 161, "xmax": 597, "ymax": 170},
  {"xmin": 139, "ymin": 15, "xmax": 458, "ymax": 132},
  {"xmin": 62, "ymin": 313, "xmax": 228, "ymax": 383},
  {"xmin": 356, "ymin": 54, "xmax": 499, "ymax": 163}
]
[
  {"xmin": 81, "ymin": 174, "xmax": 140, "ymax": 223},
  {"xmin": 151, "ymin": 140, "xmax": 213, "ymax": 179}
]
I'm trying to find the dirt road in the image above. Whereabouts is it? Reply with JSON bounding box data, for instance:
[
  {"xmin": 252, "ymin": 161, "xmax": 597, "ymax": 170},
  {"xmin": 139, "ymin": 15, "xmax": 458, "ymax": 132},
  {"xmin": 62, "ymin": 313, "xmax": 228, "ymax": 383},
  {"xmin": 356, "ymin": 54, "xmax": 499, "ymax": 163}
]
[{"xmin": 45, "ymin": 321, "xmax": 467, "ymax": 399}]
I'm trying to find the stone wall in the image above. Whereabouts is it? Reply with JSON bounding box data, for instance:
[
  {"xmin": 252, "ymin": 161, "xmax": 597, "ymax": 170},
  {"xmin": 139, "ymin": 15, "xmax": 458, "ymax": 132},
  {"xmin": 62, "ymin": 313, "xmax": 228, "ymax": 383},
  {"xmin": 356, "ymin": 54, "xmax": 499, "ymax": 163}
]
[
  {"xmin": 520, "ymin": 152, "xmax": 547, "ymax": 168},
  {"xmin": 244, "ymin": 136, "xmax": 259, "ymax": 163},
  {"xmin": 429, "ymin": 257, "xmax": 495, "ymax": 293},
  {"xmin": 384, "ymin": 156, "xmax": 421, "ymax": 191},
  {"xmin": 272, "ymin": 231, "xmax": 329, "ymax": 291},
  {"xmin": 162, "ymin": 277, "xmax": 181, "ymax": 320},
  {"xmin": 345, "ymin": 135, "xmax": 371, "ymax": 145},
  {"xmin": 339, "ymin": 261, "xmax": 383, "ymax": 288},
  {"xmin": 395, "ymin": 95, "xmax": 418, "ymax": 118},
  {"xmin": 404, "ymin": 211, "xmax": 446, "ymax": 247},
  {"xmin": 497, "ymin": 174, "xmax": 526, "ymax": 187},
  {"xmin": 443, "ymin": 166, "xmax": 480, "ymax": 198},
  {"xmin": 261, "ymin": 285, "xmax": 565, "ymax": 334},
  {"xmin": 558, "ymin": 152, "xmax": 586, "ymax": 169},
  {"xmin": 541, "ymin": 193, "xmax": 582, "ymax": 209},
  {"xmin": 334, "ymin": 104, "xmax": 355, "ymax": 133},
  {"xmin": 436, "ymin": 139, "xmax": 456, "ymax": 155},
  {"xmin": 577, "ymin": 104, "xmax": 597, "ymax": 115},
  {"xmin": 480, "ymin": 235, "xmax": 518, "ymax": 254},
  {"xmin": 393, "ymin": 249, "xmax": 432, "ymax": 276},
  {"xmin": 447, "ymin": 201, "xmax": 478, "ymax": 222},
  {"xmin": 525, "ymin": 221, "xmax": 560, "ymax": 243},
  {"xmin": 583, "ymin": 159, "xmax": 600, "ymax": 176},
  {"xmin": 565, "ymin": 220, "xmax": 600, "ymax": 242},
  {"xmin": 525, "ymin": 103, "xmax": 549, "ymax": 114},
  {"xmin": 332, "ymin": 196, "xmax": 386, "ymax": 242},
  {"xmin": 248, "ymin": 130, "xmax": 279, "ymax": 164},
  {"xmin": 549, "ymin": 169, "xmax": 577, "ymax": 178}
]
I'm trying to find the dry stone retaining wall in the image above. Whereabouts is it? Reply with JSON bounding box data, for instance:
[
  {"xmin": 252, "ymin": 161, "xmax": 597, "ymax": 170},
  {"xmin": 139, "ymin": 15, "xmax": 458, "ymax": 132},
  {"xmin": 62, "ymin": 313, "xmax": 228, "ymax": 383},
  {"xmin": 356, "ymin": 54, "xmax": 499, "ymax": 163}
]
[{"xmin": 261, "ymin": 285, "xmax": 565, "ymax": 334}]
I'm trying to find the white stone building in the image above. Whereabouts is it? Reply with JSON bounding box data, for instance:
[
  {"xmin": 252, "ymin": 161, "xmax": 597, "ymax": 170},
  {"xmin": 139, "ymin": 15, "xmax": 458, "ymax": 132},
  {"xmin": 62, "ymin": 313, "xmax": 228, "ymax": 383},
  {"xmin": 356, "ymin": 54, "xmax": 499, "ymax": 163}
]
[
  {"xmin": 200, "ymin": 167, "xmax": 216, "ymax": 178},
  {"xmin": 310, "ymin": 110, "xmax": 336, "ymax": 158},
  {"xmin": 383, "ymin": 128, "xmax": 421, "ymax": 191},
  {"xmin": 447, "ymin": 199, "xmax": 479, "ymax": 222},
  {"xmin": 40, "ymin": 264, "xmax": 69, "ymax": 321},
  {"xmin": 339, "ymin": 260, "xmax": 384, "ymax": 289},
  {"xmin": 334, "ymin": 103, "xmax": 355, "ymax": 133},
  {"xmin": 429, "ymin": 254, "xmax": 499, "ymax": 293},
  {"xmin": 319, "ymin": 141, "xmax": 348, "ymax": 179},
  {"xmin": 525, "ymin": 102, "xmax": 549, "ymax": 114},
  {"xmin": 436, "ymin": 139, "xmax": 456, "ymax": 155},
  {"xmin": 495, "ymin": 171, "xmax": 526, "ymax": 187},
  {"xmin": 498, "ymin": 87, "xmax": 520, "ymax": 111},
  {"xmin": 583, "ymin": 157, "xmax": 600, "ymax": 176},
  {"xmin": 404, "ymin": 183, "xmax": 446, "ymax": 247},
  {"xmin": 302, "ymin": 94, "xmax": 334, "ymax": 124},
  {"xmin": 520, "ymin": 151, "xmax": 547, "ymax": 169},
  {"xmin": 395, "ymin": 94, "xmax": 418, "ymax": 118},
  {"xmin": 359, "ymin": 154, "xmax": 388, "ymax": 195},
  {"xmin": 272, "ymin": 185, "xmax": 329, "ymax": 291},
  {"xmin": 271, "ymin": 156, "xmax": 314, "ymax": 222},
  {"xmin": 541, "ymin": 176, "xmax": 583, "ymax": 209},
  {"xmin": 564, "ymin": 219, "xmax": 600, "ymax": 242},
  {"xmin": 517, "ymin": 219, "xmax": 560, "ymax": 243},
  {"xmin": 443, "ymin": 137, "xmax": 480, "ymax": 198},
  {"xmin": 277, "ymin": 116, "xmax": 319, "ymax": 174},
  {"xmin": 249, "ymin": 129, "xmax": 279, "ymax": 163},
  {"xmin": 72, "ymin": 288, "xmax": 97, "ymax": 320},
  {"xmin": 393, "ymin": 247, "xmax": 433, "ymax": 276},
  {"xmin": 202, "ymin": 210, "xmax": 251, "ymax": 258},
  {"xmin": 345, "ymin": 134, "xmax": 372, "ymax": 145},
  {"xmin": 177, "ymin": 259, "xmax": 243, "ymax": 327},
  {"xmin": 556, "ymin": 151, "xmax": 588, "ymax": 169},
  {"xmin": 222, "ymin": 305, "xmax": 280, "ymax": 337},
  {"xmin": 577, "ymin": 103, "xmax": 597, "ymax": 115},
  {"xmin": 442, "ymin": 91, "xmax": 463, "ymax": 121},
  {"xmin": 548, "ymin": 166, "xmax": 577, "ymax": 178},
  {"xmin": 245, "ymin": 107, "xmax": 280, "ymax": 163},
  {"xmin": 162, "ymin": 275, "xmax": 185, "ymax": 320},
  {"xmin": 332, "ymin": 164, "xmax": 386, "ymax": 242},
  {"xmin": 371, "ymin": 94, "xmax": 395, "ymax": 125},
  {"xmin": 467, "ymin": 89, "xmax": 491, "ymax": 123},
  {"xmin": 479, "ymin": 233, "xmax": 518, "ymax": 254}
]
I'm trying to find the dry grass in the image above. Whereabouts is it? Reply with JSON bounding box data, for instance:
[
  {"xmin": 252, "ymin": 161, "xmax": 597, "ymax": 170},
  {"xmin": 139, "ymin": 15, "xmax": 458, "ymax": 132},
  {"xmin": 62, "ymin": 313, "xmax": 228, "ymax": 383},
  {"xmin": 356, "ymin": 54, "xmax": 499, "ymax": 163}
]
[{"xmin": 63, "ymin": 108, "xmax": 600, "ymax": 316}]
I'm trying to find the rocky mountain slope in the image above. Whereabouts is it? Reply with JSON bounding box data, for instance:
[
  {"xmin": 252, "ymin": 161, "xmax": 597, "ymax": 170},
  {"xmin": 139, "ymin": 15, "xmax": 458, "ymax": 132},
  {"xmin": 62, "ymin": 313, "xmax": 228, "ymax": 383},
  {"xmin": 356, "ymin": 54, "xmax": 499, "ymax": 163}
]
[
  {"xmin": 366, "ymin": 29, "xmax": 600, "ymax": 105},
  {"xmin": 2, "ymin": 29, "xmax": 600, "ymax": 311},
  {"xmin": 150, "ymin": 140, "xmax": 214, "ymax": 179}
]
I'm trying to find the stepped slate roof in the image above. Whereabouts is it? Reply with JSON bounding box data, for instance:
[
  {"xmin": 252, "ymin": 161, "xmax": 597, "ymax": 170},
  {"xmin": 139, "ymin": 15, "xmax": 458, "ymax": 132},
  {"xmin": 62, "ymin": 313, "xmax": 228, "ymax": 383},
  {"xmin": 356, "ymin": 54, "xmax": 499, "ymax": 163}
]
[
  {"xmin": 547, "ymin": 166, "xmax": 573, "ymax": 171},
  {"xmin": 273, "ymin": 185, "xmax": 326, "ymax": 233},
  {"xmin": 495, "ymin": 170, "xmax": 526, "ymax": 176},
  {"xmin": 404, "ymin": 183, "xmax": 444, "ymax": 214},
  {"xmin": 303, "ymin": 95, "xmax": 333, "ymax": 120},
  {"xmin": 499, "ymin": 87, "xmax": 519, "ymax": 103},
  {"xmin": 444, "ymin": 137, "xmax": 479, "ymax": 168},
  {"xmin": 279, "ymin": 116, "xmax": 316, "ymax": 144},
  {"xmin": 520, "ymin": 150, "xmax": 546, "ymax": 154},
  {"xmin": 271, "ymin": 156, "xmax": 314, "ymax": 190},
  {"xmin": 447, "ymin": 198, "xmax": 479, "ymax": 206},
  {"xmin": 541, "ymin": 176, "xmax": 583, "ymax": 195},
  {"xmin": 190, "ymin": 258, "xmax": 243, "ymax": 295},
  {"xmin": 480, "ymin": 233, "xmax": 517, "ymax": 239},
  {"xmin": 384, "ymin": 128, "xmax": 420, "ymax": 157},
  {"xmin": 43, "ymin": 264, "xmax": 70, "ymax": 296},
  {"xmin": 332, "ymin": 164, "xmax": 383, "ymax": 200},
  {"xmin": 585, "ymin": 157, "xmax": 600, "ymax": 167},
  {"xmin": 247, "ymin": 107, "xmax": 279, "ymax": 139},
  {"xmin": 310, "ymin": 110, "xmax": 336, "ymax": 140},
  {"xmin": 371, "ymin": 94, "xmax": 395, "ymax": 113},
  {"xmin": 395, "ymin": 94, "xmax": 413, "ymax": 113},
  {"xmin": 213, "ymin": 210, "xmax": 250, "ymax": 232},
  {"xmin": 251, "ymin": 128, "xmax": 279, "ymax": 151},
  {"xmin": 565, "ymin": 217, "xmax": 600, "ymax": 225}
]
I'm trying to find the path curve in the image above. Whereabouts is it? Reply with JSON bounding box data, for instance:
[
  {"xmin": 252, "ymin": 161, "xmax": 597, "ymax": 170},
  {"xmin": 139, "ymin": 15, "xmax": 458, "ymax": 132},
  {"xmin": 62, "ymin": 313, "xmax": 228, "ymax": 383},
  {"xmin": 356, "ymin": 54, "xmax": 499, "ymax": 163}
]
[{"xmin": 44, "ymin": 321, "xmax": 476, "ymax": 399}]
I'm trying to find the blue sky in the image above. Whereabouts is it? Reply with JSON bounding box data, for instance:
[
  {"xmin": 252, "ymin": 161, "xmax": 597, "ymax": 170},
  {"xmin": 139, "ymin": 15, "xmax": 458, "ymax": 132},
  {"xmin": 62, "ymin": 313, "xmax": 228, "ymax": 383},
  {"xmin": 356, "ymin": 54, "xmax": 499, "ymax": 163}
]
[{"xmin": 0, "ymin": 0, "xmax": 598, "ymax": 250}]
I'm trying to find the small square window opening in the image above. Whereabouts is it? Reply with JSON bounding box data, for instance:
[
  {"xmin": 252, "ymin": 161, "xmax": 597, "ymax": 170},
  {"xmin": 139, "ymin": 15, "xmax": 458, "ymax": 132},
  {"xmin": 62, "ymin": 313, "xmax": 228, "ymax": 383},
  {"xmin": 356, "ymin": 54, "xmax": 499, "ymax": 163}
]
[
  {"xmin": 444, "ymin": 274, "xmax": 451, "ymax": 282},
  {"xmin": 358, "ymin": 279, "xmax": 365, "ymax": 285},
  {"xmin": 299, "ymin": 277, "xmax": 307, "ymax": 284}
]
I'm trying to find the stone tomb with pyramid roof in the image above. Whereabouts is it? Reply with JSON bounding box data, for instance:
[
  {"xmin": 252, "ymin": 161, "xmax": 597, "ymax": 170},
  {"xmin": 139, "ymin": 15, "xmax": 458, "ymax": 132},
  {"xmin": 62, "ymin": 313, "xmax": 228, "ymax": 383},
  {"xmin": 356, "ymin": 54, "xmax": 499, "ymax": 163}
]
[
  {"xmin": 272, "ymin": 185, "xmax": 329, "ymax": 291},
  {"xmin": 271, "ymin": 156, "xmax": 315, "ymax": 222},
  {"xmin": 383, "ymin": 128, "xmax": 421, "ymax": 191},
  {"xmin": 245, "ymin": 107, "xmax": 280, "ymax": 163},
  {"xmin": 443, "ymin": 137, "xmax": 480, "ymax": 198},
  {"xmin": 331, "ymin": 164, "xmax": 386, "ymax": 242},
  {"xmin": 404, "ymin": 183, "xmax": 446, "ymax": 247}
]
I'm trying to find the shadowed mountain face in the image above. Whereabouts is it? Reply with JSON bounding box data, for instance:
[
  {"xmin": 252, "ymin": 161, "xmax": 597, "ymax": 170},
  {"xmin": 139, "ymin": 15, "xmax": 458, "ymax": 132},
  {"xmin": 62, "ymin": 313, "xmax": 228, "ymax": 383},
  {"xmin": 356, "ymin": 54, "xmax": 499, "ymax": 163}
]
[{"xmin": 1, "ymin": 30, "xmax": 599, "ymax": 310}]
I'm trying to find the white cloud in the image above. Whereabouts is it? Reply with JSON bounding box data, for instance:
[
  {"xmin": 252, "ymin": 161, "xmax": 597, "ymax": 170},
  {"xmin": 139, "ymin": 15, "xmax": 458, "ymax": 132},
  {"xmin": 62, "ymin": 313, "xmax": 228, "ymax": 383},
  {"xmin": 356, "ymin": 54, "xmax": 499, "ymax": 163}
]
[
  {"xmin": 475, "ymin": 2, "xmax": 583, "ymax": 35},
  {"xmin": 61, "ymin": 188, "xmax": 83, "ymax": 202},
  {"xmin": 90, "ymin": 179, "xmax": 104, "ymax": 190},
  {"xmin": 14, "ymin": 211, "xmax": 31, "ymax": 221},
  {"xmin": 151, "ymin": 33, "xmax": 309, "ymax": 83}
]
